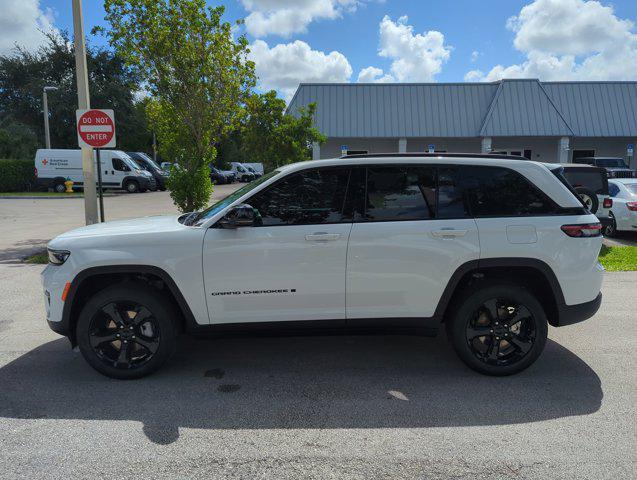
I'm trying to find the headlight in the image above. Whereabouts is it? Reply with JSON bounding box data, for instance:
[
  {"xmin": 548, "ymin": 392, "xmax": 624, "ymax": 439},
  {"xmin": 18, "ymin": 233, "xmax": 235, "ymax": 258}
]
[{"xmin": 48, "ymin": 248, "xmax": 70, "ymax": 265}]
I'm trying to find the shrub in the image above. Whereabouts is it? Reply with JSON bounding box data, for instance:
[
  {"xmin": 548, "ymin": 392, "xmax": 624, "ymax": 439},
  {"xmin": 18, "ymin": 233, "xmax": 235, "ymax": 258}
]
[{"xmin": 0, "ymin": 158, "xmax": 36, "ymax": 192}]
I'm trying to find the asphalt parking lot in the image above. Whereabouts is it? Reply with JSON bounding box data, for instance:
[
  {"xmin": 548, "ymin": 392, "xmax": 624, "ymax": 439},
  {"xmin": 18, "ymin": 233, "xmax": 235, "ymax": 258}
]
[{"xmin": 0, "ymin": 263, "xmax": 635, "ymax": 479}]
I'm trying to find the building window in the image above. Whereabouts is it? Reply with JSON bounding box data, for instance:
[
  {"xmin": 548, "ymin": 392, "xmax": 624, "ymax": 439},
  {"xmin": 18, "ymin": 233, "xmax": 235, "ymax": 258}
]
[
  {"xmin": 346, "ymin": 150, "xmax": 368, "ymax": 155},
  {"xmin": 572, "ymin": 149, "xmax": 595, "ymax": 161},
  {"xmin": 491, "ymin": 149, "xmax": 531, "ymax": 159}
]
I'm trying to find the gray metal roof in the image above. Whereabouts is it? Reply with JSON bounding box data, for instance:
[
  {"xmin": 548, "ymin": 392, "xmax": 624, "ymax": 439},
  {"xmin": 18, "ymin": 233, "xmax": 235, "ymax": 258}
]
[{"xmin": 287, "ymin": 79, "xmax": 637, "ymax": 138}]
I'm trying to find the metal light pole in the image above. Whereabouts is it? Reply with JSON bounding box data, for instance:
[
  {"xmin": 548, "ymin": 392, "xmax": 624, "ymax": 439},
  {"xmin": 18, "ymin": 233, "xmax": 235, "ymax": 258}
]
[
  {"xmin": 72, "ymin": 0, "xmax": 98, "ymax": 225},
  {"xmin": 42, "ymin": 86, "xmax": 58, "ymax": 149}
]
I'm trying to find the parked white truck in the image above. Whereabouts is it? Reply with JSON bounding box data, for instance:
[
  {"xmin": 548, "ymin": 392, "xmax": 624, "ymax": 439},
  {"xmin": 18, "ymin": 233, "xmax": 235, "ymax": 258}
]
[{"xmin": 35, "ymin": 149, "xmax": 155, "ymax": 193}]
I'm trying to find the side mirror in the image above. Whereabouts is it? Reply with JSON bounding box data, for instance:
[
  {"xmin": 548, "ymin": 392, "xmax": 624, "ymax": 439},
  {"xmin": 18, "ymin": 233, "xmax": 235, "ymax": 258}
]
[{"xmin": 218, "ymin": 204, "xmax": 255, "ymax": 229}]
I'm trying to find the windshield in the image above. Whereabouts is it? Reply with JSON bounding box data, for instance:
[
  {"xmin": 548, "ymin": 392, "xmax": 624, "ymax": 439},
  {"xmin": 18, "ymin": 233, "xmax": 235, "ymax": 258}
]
[
  {"xmin": 119, "ymin": 152, "xmax": 141, "ymax": 171},
  {"xmin": 187, "ymin": 170, "xmax": 279, "ymax": 226},
  {"xmin": 137, "ymin": 152, "xmax": 162, "ymax": 171},
  {"xmin": 596, "ymin": 158, "xmax": 627, "ymax": 168}
]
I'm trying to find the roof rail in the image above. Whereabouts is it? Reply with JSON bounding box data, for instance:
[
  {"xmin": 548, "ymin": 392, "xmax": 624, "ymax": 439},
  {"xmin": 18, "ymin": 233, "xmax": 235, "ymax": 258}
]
[{"xmin": 340, "ymin": 152, "xmax": 528, "ymax": 161}]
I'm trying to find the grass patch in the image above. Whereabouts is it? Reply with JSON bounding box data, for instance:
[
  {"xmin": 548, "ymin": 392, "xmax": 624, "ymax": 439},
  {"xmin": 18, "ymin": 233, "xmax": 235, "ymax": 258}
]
[
  {"xmin": 0, "ymin": 191, "xmax": 83, "ymax": 197},
  {"xmin": 599, "ymin": 245, "xmax": 637, "ymax": 272},
  {"xmin": 24, "ymin": 251, "xmax": 48, "ymax": 264}
]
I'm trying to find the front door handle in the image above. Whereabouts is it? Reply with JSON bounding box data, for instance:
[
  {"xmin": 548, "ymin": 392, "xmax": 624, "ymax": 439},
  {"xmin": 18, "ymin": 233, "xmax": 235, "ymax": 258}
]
[
  {"xmin": 305, "ymin": 233, "xmax": 341, "ymax": 241},
  {"xmin": 432, "ymin": 229, "xmax": 468, "ymax": 238}
]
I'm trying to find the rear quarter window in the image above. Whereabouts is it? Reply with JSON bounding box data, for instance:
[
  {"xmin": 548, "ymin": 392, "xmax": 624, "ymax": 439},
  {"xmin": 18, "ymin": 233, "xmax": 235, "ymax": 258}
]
[{"xmin": 561, "ymin": 170, "xmax": 608, "ymax": 195}]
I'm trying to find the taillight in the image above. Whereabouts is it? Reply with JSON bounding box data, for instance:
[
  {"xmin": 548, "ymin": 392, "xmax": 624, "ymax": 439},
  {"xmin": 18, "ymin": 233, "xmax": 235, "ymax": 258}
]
[
  {"xmin": 627, "ymin": 202, "xmax": 637, "ymax": 211},
  {"xmin": 34, "ymin": 167, "xmax": 38, "ymax": 177},
  {"xmin": 603, "ymin": 198, "xmax": 612, "ymax": 208},
  {"xmin": 561, "ymin": 223, "xmax": 602, "ymax": 238}
]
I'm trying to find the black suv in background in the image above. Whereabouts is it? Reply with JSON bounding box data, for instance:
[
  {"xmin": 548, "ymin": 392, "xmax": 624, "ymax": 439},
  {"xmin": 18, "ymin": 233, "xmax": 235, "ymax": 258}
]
[
  {"xmin": 127, "ymin": 152, "xmax": 169, "ymax": 190},
  {"xmin": 573, "ymin": 157, "xmax": 635, "ymax": 178}
]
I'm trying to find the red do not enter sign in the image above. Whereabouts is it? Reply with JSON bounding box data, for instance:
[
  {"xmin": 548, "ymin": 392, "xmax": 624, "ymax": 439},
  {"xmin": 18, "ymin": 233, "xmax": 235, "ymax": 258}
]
[{"xmin": 76, "ymin": 109, "xmax": 116, "ymax": 148}]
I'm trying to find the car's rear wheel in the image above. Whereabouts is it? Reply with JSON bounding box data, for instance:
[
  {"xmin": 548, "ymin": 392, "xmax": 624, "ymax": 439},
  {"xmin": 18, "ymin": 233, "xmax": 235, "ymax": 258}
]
[
  {"xmin": 76, "ymin": 283, "xmax": 179, "ymax": 379},
  {"xmin": 447, "ymin": 283, "xmax": 548, "ymax": 376}
]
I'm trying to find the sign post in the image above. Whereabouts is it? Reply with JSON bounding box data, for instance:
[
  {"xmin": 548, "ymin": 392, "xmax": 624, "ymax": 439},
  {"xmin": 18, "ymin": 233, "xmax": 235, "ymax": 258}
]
[
  {"xmin": 76, "ymin": 109, "xmax": 116, "ymax": 223},
  {"xmin": 628, "ymin": 143, "xmax": 634, "ymax": 169}
]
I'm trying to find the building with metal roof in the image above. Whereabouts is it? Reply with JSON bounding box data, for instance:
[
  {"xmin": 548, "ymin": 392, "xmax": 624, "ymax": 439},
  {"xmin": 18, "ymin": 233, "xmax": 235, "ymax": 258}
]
[{"xmin": 287, "ymin": 79, "xmax": 637, "ymax": 165}]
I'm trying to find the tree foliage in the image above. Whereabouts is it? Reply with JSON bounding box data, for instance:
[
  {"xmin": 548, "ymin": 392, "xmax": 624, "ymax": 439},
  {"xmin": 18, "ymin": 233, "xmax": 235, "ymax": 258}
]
[
  {"xmin": 0, "ymin": 32, "xmax": 151, "ymax": 158},
  {"xmin": 216, "ymin": 91, "xmax": 326, "ymax": 172},
  {"xmin": 100, "ymin": 0, "xmax": 256, "ymax": 212}
]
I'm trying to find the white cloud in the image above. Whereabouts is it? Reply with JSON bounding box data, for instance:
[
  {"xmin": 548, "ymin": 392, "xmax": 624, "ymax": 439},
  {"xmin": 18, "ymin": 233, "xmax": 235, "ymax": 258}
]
[
  {"xmin": 249, "ymin": 39, "xmax": 353, "ymax": 101},
  {"xmin": 357, "ymin": 66, "xmax": 395, "ymax": 83},
  {"xmin": 470, "ymin": 50, "xmax": 480, "ymax": 62},
  {"xmin": 469, "ymin": 0, "xmax": 637, "ymax": 82},
  {"xmin": 240, "ymin": 0, "xmax": 361, "ymax": 38},
  {"xmin": 0, "ymin": 0, "xmax": 58, "ymax": 55},
  {"xmin": 377, "ymin": 15, "xmax": 451, "ymax": 82},
  {"xmin": 464, "ymin": 69, "xmax": 484, "ymax": 82}
]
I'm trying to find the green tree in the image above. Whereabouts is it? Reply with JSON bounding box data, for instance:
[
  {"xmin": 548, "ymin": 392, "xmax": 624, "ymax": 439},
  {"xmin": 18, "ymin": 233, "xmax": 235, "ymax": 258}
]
[
  {"xmin": 216, "ymin": 91, "xmax": 325, "ymax": 171},
  {"xmin": 99, "ymin": 0, "xmax": 256, "ymax": 212},
  {"xmin": 0, "ymin": 32, "xmax": 151, "ymax": 157}
]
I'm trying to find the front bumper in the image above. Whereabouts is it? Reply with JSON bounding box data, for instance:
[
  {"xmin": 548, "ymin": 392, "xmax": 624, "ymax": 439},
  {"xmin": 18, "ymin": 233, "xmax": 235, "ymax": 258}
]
[
  {"xmin": 556, "ymin": 292, "xmax": 602, "ymax": 326},
  {"xmin": 41, "ymin": 263, "xmax": 73, "ymax": 337}
]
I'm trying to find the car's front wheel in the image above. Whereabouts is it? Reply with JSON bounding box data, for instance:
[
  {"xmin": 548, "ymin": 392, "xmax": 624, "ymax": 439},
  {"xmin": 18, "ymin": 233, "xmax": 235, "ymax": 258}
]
[
  {"xmin": 76, "ymin": 283, "xmax": 179, "ymax": 379},
  {"xmin": 447, "ymin": 283, "xmax": 548, "ymax": 376}
]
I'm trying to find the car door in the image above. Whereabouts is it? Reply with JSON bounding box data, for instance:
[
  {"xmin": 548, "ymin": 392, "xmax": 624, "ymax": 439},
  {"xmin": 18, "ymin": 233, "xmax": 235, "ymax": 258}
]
[
  {"xmin": 346, "ymin": 165, "xmax": 480, "ymax": 320},
  {"xmin": 202, "ymin": 166, "xmax": 353, "ymax": 324}
]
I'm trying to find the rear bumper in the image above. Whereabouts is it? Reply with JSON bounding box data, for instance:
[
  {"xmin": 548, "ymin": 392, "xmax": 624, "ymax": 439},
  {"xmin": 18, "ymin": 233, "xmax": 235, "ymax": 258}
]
[{"xmin": 556, "ymin": 292, "xmax": 602, "ymax": 326}]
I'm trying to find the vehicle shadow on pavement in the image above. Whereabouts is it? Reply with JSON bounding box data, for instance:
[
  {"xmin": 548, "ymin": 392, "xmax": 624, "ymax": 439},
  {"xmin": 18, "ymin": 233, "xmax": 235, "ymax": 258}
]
[{"xmin": 0, "ymin": 333, "xmax": 602, "ymax": 445}]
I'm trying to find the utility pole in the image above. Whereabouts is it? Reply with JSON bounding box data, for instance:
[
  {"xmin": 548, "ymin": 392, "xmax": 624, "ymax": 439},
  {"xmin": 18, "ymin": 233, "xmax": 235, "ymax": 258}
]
[
  {"xmin": 42, "ymin": 86, "xmax": 58, "ymax": 149},
  {"xmin": 72, "ymin": 0, "xmax": 98, "ymax": 225}
]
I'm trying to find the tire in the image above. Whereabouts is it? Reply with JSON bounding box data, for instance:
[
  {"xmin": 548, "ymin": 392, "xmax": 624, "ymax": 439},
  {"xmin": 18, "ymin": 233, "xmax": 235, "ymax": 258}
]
[
  {"xmin": 604, "ymin": 213, "xmax": 618, "ymax": 237},
  {"xmin": 124, "ymin": 180, "xmax": 139, "ymax": 193},
  {"xmin": 54, "ymin": 182, "xmax": 66, "ymax": 193},
  {"xmin": 76, "ymin": 282, "xmax": 179, "ymax": 379},
  {"xmin": 446, "ymin": 283, "xmax": 548, "ymax": 376},
  {"xmin": 575, "ymin": 187, "xmax": 599, "ymax": 213}
]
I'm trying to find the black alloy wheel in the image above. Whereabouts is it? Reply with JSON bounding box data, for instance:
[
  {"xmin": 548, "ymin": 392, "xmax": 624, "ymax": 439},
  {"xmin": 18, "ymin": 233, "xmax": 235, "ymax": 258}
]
[
  {"xmin": 77, "ymin": 283, "xmax": 178, "ymax": 379},
  {"xmin": 447, "ymin": 283, "xmax": 548, "ymax": 376},
  {"xmin": 465, "ymin": 298, "xmax": 536, "ymax": 367},
  {"xmin": 88, "ymin": 301, "xmax": 160, "ymax": 370}
]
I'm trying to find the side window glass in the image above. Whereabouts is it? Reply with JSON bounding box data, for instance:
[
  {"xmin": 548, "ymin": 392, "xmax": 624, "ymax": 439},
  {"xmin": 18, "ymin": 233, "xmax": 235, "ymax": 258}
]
[
  {"xmin": 362, "ymin": 166, "xmax": 435, "ymax": 221},
  {"xmin": 437, "ymin": 167, "xmax": 467, "ymax": 219},
  {"xmin": 249, "ymin": 168, "xmax": 351, "ymax": 226},
  {"xmin": 608, "ymin": 183, "xmax": 620, "ymax": 197},
  {"xmin": 112, "ymin": 158, "xmax": 126, "ymax": 171},
  {"xmin": 461, "ymin": 166, "xmax": 556, "ymax": 217}
]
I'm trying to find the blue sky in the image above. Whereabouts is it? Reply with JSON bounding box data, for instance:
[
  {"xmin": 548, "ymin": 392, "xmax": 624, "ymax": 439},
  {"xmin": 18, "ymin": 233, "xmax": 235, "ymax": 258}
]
[{"xmin": 5, "ymin": 0, "xmax": 637, "ymax": 100}]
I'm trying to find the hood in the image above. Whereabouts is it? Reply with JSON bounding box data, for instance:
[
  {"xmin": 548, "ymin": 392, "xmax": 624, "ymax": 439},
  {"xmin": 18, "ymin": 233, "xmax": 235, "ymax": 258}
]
[{"xmin": 52, "ymin": 215, "xmax": 183, "ymax": 241}]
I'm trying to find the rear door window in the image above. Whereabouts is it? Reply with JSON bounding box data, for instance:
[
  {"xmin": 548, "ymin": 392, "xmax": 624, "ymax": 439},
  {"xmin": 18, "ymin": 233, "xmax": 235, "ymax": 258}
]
[{"xmin": 362, "ymin": 166, "xmax": 436, "ymax": 221}]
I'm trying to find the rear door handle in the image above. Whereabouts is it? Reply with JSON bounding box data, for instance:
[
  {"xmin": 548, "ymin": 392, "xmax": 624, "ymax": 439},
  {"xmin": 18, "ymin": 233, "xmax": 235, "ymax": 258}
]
[
  {"xmin": 432, "ymin": 229, "xmax": 468, "ymax": 238},
  {"xmin": 305, "ymin": 233, "xmax": 341, "ymax": 241}
]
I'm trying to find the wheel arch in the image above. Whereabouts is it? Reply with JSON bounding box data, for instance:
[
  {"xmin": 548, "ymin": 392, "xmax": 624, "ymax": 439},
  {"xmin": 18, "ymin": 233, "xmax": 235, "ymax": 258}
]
[
  {"xmin": 62, "ymin": 265, "xmax": 197, "ymax": 346},
  {"xmin": 435, "ymin": 258, "xmax": 565, "ymax": 327}
]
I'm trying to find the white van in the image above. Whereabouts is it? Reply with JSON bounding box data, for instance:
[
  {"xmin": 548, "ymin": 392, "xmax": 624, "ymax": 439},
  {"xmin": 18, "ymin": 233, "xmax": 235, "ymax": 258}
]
[
  {"xmin": 229, "ymin": 162, "xmax": 256, "ymax": 182},
  {"xmin": 242, "ymin": 162, "xmax": 264, "ymax": 175},
  {"xmin": 35, "ymin": 149, "xmax": 155, "ymax": 193}
]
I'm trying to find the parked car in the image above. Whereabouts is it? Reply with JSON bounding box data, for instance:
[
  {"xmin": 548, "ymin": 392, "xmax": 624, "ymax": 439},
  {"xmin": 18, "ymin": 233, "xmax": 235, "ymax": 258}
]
[
  {"xmin": 572, "ymin": 157, "xmax": 635, "ymax": 178},
  {"xmin": 35, "ymin": 149, "xmax": 155, "ymax": 193},
  {"xmin": 242, "ymin": 162, "xmax": 264, "ymax": 175},
  {"xmin": 43, "ymin": 153, "xmax": 603, "ymax": 379},
  {"xmin": 127, "ymin": 152, "xmax": 168, "ymax": 191},
  {"xmin": 245, "ymin": 165, "xmax": 262, "ymax": 178},
  {"xmin": 210, "ymin": 166, "xmax": 235, "ymax": 184},
  {"xmin": 605, "ymin": 179, "xmax": 637, "ymax": 236},
  {"xmin": 229, "ymin": 162, "xmax": 256, "ymax": 182},
  {"xmin": 160, "ymin": 162, "xmax": 173, "ymax": 172},
  {"xmin": 549, "ymin": 164, "xmax": 613, "ymax": 230}
]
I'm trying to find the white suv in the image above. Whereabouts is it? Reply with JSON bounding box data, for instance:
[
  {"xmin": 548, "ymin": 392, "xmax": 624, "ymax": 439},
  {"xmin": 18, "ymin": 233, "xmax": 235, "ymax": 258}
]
[{"xmin": 42, "ymin": 154, "xmax": 604, "ymax": 379}]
